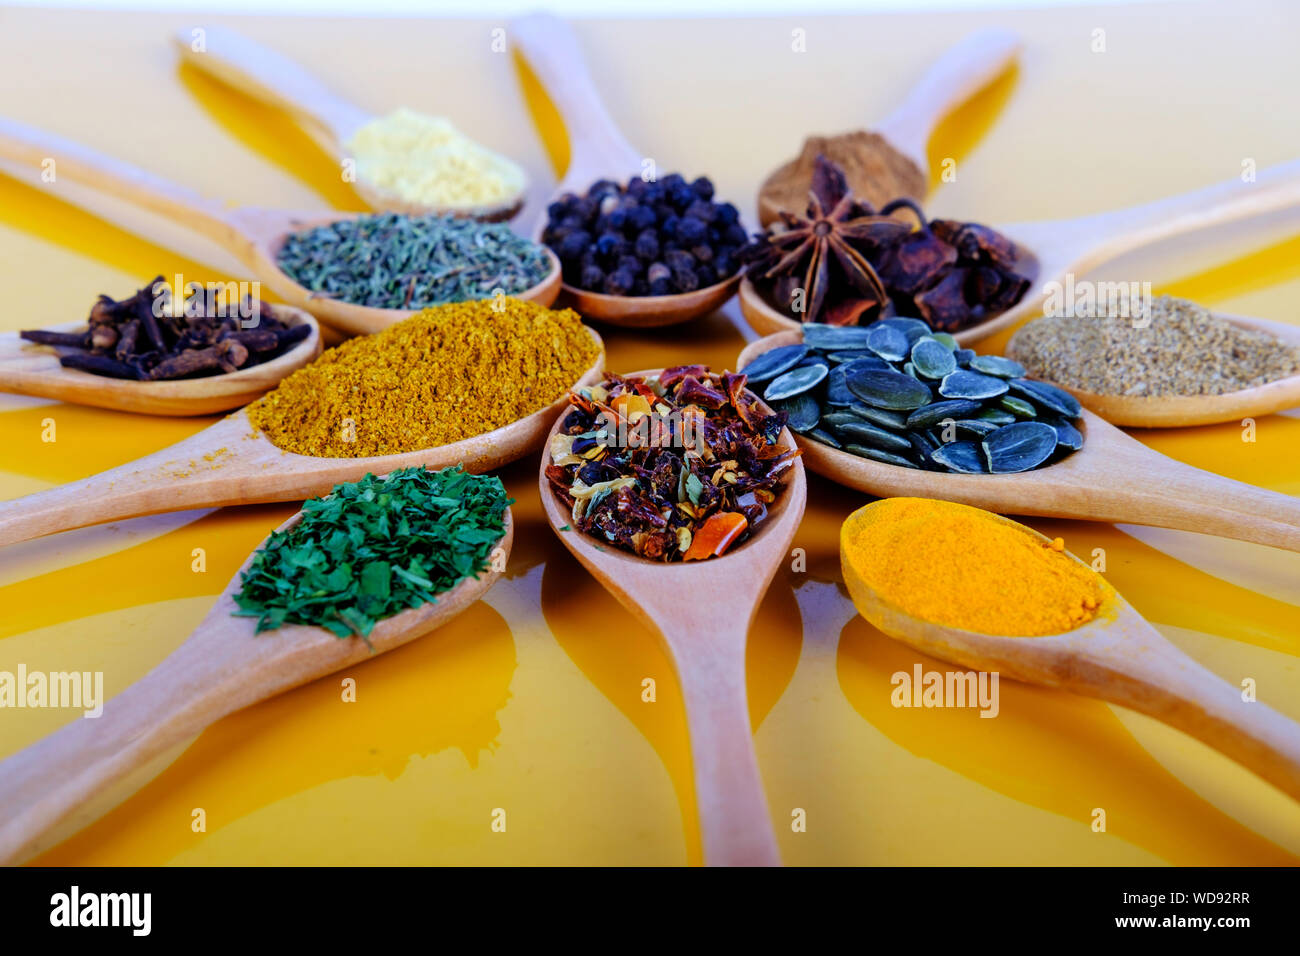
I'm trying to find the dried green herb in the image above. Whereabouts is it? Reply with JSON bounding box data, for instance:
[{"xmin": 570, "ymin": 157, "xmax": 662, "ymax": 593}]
[
  {"xmin": 233, "ymin": 466, "xmax": 511, "ymax": 640},
  {"xmin": 276, "ymin": 213, "xmax": 552, "ymax": 310}
]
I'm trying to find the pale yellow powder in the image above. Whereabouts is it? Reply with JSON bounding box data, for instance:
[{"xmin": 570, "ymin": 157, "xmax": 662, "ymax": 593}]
[{"xmin": 346, "ymin": 108, "xmax": 525, "ymax": 208}]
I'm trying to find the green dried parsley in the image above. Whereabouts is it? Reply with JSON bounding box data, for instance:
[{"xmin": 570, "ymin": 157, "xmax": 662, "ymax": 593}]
[{"xmin": 233, "ymin": 466, "xmax": 511, "ymax": 640}]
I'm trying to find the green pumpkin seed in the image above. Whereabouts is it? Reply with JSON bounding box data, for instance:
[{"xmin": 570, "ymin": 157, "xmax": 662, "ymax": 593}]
[
  {"xmin": 797, "ymin": 355, "xmax": 831, "ymax": 371},
  {"xmin": 931, "ymin": 441, "xmax": 987, "ymax": 474},
  {"xmin": 955, "ymin": 348, "xmax": 977, "ymax": 366},
  {"xmin": 826, "ymin": 349, "xmax": 877, "ymax": 364},
  {"xmin": 846, "ymin": 367, "xmax": 933, "ymax": 410},
  {"xmin": 821, "ymin": 410, "xmax": 862, "ymax": 428},
  {"xmin": 873, "ymin": 317, "xmax": 931, "ymax": 344},
  {"xmin": 982, "ymin": 421, "xmax": 1059, "ymax": 473},
  {"xmin": 931, "ymin": 332, "xmax": 959, "ymax": 350},
  {"xmin": 739, "ymin": 343, "xmax": 808, "ymax": 383},
  {"xmin": 939, "ymin": 369, "xmax": 1010, "ymax": 401},
  {"xmin": 977, "ymin": 407, "xmax": 1017, "ymax": 425},
  {"xmin": 911, "ymin": 338, "xmax": 958, "ymax": 379},
  {"xmin": 908, "ymin": 431, "xmax": 938, "ymax": 457},
  {"xmin": 773, "ymin": 393, "xmax": 820, "ymax": 432},
  {"xmin": 1047, "ymin": 418, "xmax": 1084, "ymax": 450},
  {"xmin": 1011, "ymin": 378, "xmax": 1083, "ymax": 418},
  {"xmin": 765, "ymin": 363, "xmax": 828, "ymax": 401},
  {"xmin": 848, "ymin": 403, "xmax": 908, "ymax": 431},
  {"xmin": 969, "ymin": 354, "xmax": 1026, "ymax": 378},
  {"xmin": 802, "ymin": 324, "xmax": 872, "ymax": 350},
  {"xmin": 824, "ymin": 365, "xmax": 855, "ymax": 406},
  {"xmin": 835, "ymin": 420, "xmax": 913, "ymax": 453},
  {"xmin": 806, "ymin": 426, "xmax": 842, "ymax": 449},
  {"xmin": 844, "ymin": 444, "xmax": 920, "ymax": 468},
  {"xmin": 866, "ymin": 323, "xmax": 909, "ymax": 362},
  {"xmin": 953, "ymin": 418, "xmax": 999, "ymax": 438},
  {"xmin": 905, "ymin": 399, "xmax": 981, "ymax": 429},
  {"xmin": 998, "ymin": 395, "xmax": 1038, "ymax": 418}
]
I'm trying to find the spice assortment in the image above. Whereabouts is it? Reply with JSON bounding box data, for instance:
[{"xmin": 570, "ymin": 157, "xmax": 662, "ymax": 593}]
[
  {"xmin": 544, "ymin": 368, "xmax": 798, "ymax": 561},
  {"xmin": 841, "ymin": 497, "xmax": 1105, "ymax": 637},
  {"xmin": 248, "ymin": 298, "xmax": 599, "ymax": 458},
  {"xmin": 740, "ymin": 155, "xmax": 1030, "ymax": 330},
  {"xmin": 344, "ymin": 108, "xmax": 526, "ymax": 210},
  {"xmin": 276, "ymin": 213, "xmax": 553, "ymax": 311},
  {"xmin": 233, "ymin": 466, "xmax": 510, "ymax": 639},
  {"xmin": 741, "ymin": 318, "xmax": 1084, "ymax": 473},
  {"xmin": 18, "ymin": 278, "xmax": 309, "ymax": 380},
  {"xmin": 1007, "ymin": 294, "xmax": 1300, "ymax": 397},
  {"xmin": 542, "ymin": 173, "xmax": 748, "ymax": 296}
]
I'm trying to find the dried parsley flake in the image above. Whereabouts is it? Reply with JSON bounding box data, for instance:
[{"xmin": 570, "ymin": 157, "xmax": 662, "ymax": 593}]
[{"xmin": 233, "ymin": 466, "xmax": 511, "ymax": 640}]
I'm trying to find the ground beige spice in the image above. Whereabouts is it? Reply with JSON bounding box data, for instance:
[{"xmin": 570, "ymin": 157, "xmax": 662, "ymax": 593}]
[
  {"xmin": 249, "ymin": 299, "xmax": 599, "ymax": 458},
  {"xmin": 758, "ymin": 131, "xmax": 927, "ymax": 223},
  {"xmin": 1009, "ymin": 295, "xmax": 1300, "ymax": 397}
]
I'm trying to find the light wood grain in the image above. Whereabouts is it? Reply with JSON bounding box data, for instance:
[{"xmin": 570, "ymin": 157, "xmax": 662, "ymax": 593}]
[
  {"xmin": 0, "ymin": 117, "xmax": 557, "ymax": 338},
  {"xmin": 0, "ymin": 331, "xmax": 602, "ymax": 548},
  {"xmin": 741, "ymin": 159, "xmax": 1300, "ymax": 345},
  {"xmin": 0, "ymin": 507, "xmax": 513, "ymax": 865},
  {"xmin": 841, "ymin": 504, "xmax": 1300, "ymax": 802},
  {"xmin": 756, "ymin": 27, "xmax": 1021, "ymax": 226},
  {"xmin": 538, "ymin": 373, "xmax": 807, "ymax": 866},
  {"xmin": 511, "ymin": 13, "xmax": 741, "ymax": 328},
  {"xmin": 171, "ymin": 25, "xmax": 524, "ymax": 222},
  {"xmin": 0, "ymin": 307, "xmax": 321, "ymax": 416},
  {"xmin": 738, "ymin": 331, "xmax": 1300, "ymax": 552},
  {"xmin": 1007, "ymin": 312, "xmax": 1300, "ymax": 427}
]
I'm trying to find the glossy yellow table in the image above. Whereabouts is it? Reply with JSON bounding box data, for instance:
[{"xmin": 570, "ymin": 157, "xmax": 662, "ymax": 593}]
[{"xmin": 1, "ymin": 4, "xmax": 1298, "ymax": 866}]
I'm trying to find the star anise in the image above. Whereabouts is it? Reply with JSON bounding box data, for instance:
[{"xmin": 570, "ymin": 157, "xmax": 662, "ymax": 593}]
[
  {"xmin": 740, "ymin": 156, "xmax": 912, "ymax": 326},
  {"xmin": 741, "ymin": 156, "xmax": 1032, "ymax": 331}
]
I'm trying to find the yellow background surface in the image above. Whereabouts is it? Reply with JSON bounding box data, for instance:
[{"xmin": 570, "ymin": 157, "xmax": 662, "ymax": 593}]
[{"xmin": 1, "ymin": 1, "xmax": 1298, "ymax": 865}]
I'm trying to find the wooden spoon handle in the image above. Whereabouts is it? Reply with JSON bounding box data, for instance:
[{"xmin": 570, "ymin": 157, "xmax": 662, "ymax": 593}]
[
  {"xmin": 875, "ymin": 28, "xmax": 1022, "ymax": 174},
  {"xmin": 0, "ymin": 115, "xmax": 238, "ymax": 246},
  {"xmin": 1067, "ymin": 158, "xmax": 1300, "ymax": 262},
  {"xmin": 173, "ymin": 26, "xmax": 372, "ymax": 147},
  {"xmin": 1075, "ymin": 617, "xmax": 1300, "ymax": 801},
  {"xmin": 666, "ymin": 625, "xmax": 781, "ymax": 867},
  {"xmin": 0, "ymin": 414, "xmax": 256, "ymax": 548},
  {"xmin": 510, "ymin": 13, "xmax": 642, "ymax": 184}
]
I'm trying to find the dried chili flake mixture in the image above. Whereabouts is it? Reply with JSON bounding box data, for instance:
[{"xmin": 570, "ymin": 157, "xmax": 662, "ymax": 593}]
[{"xmin": 545, "ymin": 367, "xmax": 799, "ymax": 562}]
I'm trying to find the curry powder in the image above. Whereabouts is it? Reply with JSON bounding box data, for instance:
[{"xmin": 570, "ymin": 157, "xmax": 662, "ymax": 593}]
[
  {"xmin": 841, "ymin": 497, "xmax": 1106, "ymax": 637},
  {"xmin": 248, "ymin": 298, "xmax": 599, "ymax": 458}
]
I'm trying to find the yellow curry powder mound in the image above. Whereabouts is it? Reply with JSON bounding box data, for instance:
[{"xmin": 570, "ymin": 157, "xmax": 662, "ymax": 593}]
[
  {"xmin": 841, "ymin": 497, "xmax": 1106, "ymax": 637},
  {"xmin": 249, "ymin": 299, "xmax": 599, "ymax": 458}
]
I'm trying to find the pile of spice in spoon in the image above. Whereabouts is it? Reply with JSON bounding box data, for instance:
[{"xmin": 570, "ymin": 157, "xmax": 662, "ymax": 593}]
[
  {"xmin": 19, "ymin": 277, "xmax": 309, "ymax": 380},
  {"xmin": 234, "ymin": 466, "xmax": 510, "ymax": 640},
  {"xmin": 276, "ymin": 213, "xmax": 553, "ymax": 311},
  {"xmin": 545, "ymin": 367, "xmax": 799, "ymax": 562}
]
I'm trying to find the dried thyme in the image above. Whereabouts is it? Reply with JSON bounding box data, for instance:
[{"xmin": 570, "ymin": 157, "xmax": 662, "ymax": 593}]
[
  {"xmin": 233, "ymin": 466, "xmax": 511, "ymax": 639},
  {"xmin": 276, "ymin": 213, "xmax": 552, "ymax": 310}
]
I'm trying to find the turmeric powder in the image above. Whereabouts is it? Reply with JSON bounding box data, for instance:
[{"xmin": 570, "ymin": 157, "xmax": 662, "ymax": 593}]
[
  {"xmin": 840, "ymin": 498, "xmax": 1106, "ymax": 637},
  {"xmin": 249, "ymin": 299, "xmax": 599, "ymax": 458}
]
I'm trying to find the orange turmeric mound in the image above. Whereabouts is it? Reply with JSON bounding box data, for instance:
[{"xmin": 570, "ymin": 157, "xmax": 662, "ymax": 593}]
[{"xmin": 841, "ymin": 497, "xmax": 1106, "ymax": 637}]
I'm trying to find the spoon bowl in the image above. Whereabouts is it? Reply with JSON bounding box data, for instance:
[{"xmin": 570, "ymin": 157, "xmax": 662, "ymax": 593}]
[
  {"xmin": 0, "ymin": 306, "xmax": 321, "ymax": 416},
  {"xmin": 1007, "ymin": 311, "xmax": 1300, "ymax": 427},
  {"xmin": 0, "ymin": 117, "xmax": 559, "ymax": 338},
  {"xmin": 0, "ymin": 500, "xmax": 513, "ymax": 864},
  {"xmin": 738, "ymin": 331, "xmax": 1300, "ymax": 552},
  {"xmin": 538, "ymin": 369, "xmax": 807, "ymax": 865},
  {"xmin": 840, "ymin": 500, "xmax": 1300, "ymax": 802},
  {"xmin": 512, "ymin": 13, "xmax": 742, "ymax": 328},
  {"xmin": 172, "ymin": 26, "xmax": 526, "ymax": 222},
  {"xmin": 741, "ymin": 159, "xmax": 1300, "ymax": 345},
  {"xmin": 0, "ymin": 330, "xmax": 602, "ymax": 548}
]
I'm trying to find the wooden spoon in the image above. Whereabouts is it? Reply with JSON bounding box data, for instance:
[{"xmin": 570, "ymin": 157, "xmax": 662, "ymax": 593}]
[
  {"xmin": 756, "ymin": 28, "xmax": 1022, "ymax": 226},
  {"xmin": 0, "ymin": 117, "xmax": 561, "ymax": 338},
  {"xmin": 0, "ymin": 504, "xmax": 513, "ymax": 864},
  {"xmin": 738, "ymin": 331, "xmax": 1300, "ymax": 552},
  {"xmin": 172, "ymin": 25, "xmax": 526, "ymax": 222},
  {"xmin": 0, "ymin": 308, "xmax": 321, "ymax": 416},
  {"xmin": 511, "ymin": 13, "xmax": 742, "ymax": 328},
  {"xmin": 538, "ymin": 375, "xmax": 808, "ymax": 866},
  {"xmin": 740, "ymin": 159, "xmax": 1300, "ymax": 345},
  {"xmin": 1007, "ymin": 312, "xmax": 1300, "ymax": 428},
  {"xmin": 841, "ymin": 502, "xmax": 1300, "ymax": 802},
  {"xmin": 0, "ymin": 331, "xmax": 602, "ymax": 548}
]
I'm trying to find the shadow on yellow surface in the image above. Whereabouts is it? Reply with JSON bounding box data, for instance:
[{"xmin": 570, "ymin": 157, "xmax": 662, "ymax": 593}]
[
  {"xmin": 33, "ymin": 599, "xmax": 514, "ymax": 865},
  {"xmin": 837, "ymin": 616, "xmax": 1298, "ymax": 866}
]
